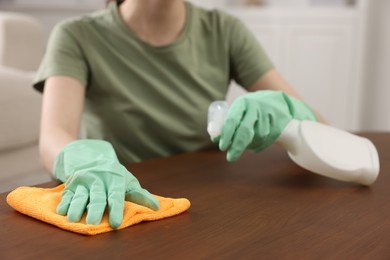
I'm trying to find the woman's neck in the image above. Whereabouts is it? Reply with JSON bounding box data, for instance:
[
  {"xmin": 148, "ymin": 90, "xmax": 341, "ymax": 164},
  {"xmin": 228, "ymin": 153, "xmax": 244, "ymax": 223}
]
[{"xmin": 119, "ymin": 0, "xmax": 186, "ymax": 46}]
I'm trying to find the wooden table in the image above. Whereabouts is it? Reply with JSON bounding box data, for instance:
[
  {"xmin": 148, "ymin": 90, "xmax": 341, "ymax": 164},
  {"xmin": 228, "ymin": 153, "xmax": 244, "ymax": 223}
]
[{"xmin": 1, "ymin": 133, "xmax": 390, "ymax": 259}]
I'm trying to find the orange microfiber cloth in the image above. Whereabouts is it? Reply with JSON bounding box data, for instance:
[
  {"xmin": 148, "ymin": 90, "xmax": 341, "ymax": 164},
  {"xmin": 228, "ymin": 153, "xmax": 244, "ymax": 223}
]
[{"xmin": 6, "ymin": 184, "xmax": 191, "ymax": 235}]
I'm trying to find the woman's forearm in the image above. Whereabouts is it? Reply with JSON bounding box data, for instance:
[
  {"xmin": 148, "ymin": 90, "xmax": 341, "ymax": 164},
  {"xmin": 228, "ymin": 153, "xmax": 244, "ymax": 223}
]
[
  {"xmin": 39, "ymin": 127, "xmax": 77, "ymax": 174},
  {"xmin": 39, "ymin": 76, "xmax": 85, "ymax": 174}
]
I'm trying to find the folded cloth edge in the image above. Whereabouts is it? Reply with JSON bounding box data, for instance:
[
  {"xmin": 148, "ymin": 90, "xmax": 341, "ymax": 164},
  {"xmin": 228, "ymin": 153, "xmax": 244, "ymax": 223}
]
[{"xmin": 6, "ymin": 184, "xmax": 191, "ymax": 235}]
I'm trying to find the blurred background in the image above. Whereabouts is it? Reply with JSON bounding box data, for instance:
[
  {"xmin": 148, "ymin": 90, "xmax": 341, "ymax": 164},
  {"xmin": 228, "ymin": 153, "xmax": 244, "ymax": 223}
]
[{"xmin": 0, "ymin": 0, "xmax": 388, "ymax": 191}]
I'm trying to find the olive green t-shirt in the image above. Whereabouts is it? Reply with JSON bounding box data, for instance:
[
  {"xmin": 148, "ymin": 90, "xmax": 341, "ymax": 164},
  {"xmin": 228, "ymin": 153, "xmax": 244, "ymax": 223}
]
[{"xmin": 33, "ymin": 2, "xmax": 273, "ymax": 163}]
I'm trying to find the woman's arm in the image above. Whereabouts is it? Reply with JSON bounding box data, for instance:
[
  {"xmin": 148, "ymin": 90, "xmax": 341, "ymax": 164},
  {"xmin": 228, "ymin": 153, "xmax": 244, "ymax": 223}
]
[
  {"xmin": 39, "ymin": 76, "xmax": 160, "ymax": 228},
  {"xmin": 247, "ymin": 69, "xmax": 326, "ymax": 123},
  {"xmin": 39, "ymin": 76, "xmax": 85, "ymax": 173}
]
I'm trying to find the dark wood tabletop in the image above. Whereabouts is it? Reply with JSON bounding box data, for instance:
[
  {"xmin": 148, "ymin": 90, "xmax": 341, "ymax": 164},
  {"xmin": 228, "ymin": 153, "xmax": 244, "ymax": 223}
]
[{"xmin": 1, "ymin": 133, "xmax": 390, "ymax": 259}]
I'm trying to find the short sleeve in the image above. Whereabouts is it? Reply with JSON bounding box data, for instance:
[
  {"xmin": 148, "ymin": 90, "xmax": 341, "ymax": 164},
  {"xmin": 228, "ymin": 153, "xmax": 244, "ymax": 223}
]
[
  {"xmin": 228, "ymin": 17, "xmax": 273, "ymax": 89},
  {"xmin": 33, "ymin": 20, "xmax": 89, "ymax": 92}
]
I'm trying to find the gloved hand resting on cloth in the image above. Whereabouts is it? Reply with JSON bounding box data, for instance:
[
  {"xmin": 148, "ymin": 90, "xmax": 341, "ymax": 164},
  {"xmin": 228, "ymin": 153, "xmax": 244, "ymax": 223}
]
[
  {"xmin": 215, "ymin": 90, "xmax": 317, "ymax": 162},
  {"xmin": 54, "ymin": 139, "xmax": 160, "ymax": 229}
]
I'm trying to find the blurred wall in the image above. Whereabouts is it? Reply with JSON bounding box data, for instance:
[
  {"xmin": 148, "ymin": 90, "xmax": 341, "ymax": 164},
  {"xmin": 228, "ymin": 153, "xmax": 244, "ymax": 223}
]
[{"xmin": 361, "ymin": 0, "xmax": 390, "ymax": 131}]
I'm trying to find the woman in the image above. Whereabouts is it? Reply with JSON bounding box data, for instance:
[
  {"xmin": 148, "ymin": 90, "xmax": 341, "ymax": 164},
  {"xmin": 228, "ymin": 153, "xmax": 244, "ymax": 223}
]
[{"xmin": 34, "ymin": 0, "xmax": 321, "ymax": 228}]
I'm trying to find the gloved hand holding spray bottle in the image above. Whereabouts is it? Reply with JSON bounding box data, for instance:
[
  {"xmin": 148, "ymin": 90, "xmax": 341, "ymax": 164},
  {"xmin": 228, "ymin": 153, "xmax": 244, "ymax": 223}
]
[{"xmin": 208, "ymin": 90, "xmax": 379, "ymax": 186}]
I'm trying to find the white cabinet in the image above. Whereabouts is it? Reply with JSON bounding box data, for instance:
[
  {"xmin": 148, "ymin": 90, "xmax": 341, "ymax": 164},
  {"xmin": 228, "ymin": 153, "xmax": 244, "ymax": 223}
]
[{"xmin": 223, "ymin": 3, "xmax": 368, "ymax": 131}]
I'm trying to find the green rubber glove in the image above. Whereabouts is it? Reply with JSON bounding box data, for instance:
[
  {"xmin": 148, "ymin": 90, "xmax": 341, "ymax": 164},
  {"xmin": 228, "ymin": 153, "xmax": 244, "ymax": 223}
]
[
  {"xmin": 54, "ymin": 140, "xmax": 160, "ymax": 229},
  {"xmin": 218, "ymin": 90, "xmax": 317, "ymax": 162}
]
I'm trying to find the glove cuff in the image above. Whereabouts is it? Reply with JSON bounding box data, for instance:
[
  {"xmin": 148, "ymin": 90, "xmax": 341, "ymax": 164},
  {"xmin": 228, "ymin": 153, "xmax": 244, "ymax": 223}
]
[
  {"xmin": 281, "ymin": 92, "xmax": 317, "ymax": 122},
  {"xmin": 53, "ymin": 139, "xmax": 117, "ymax": 182}
]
